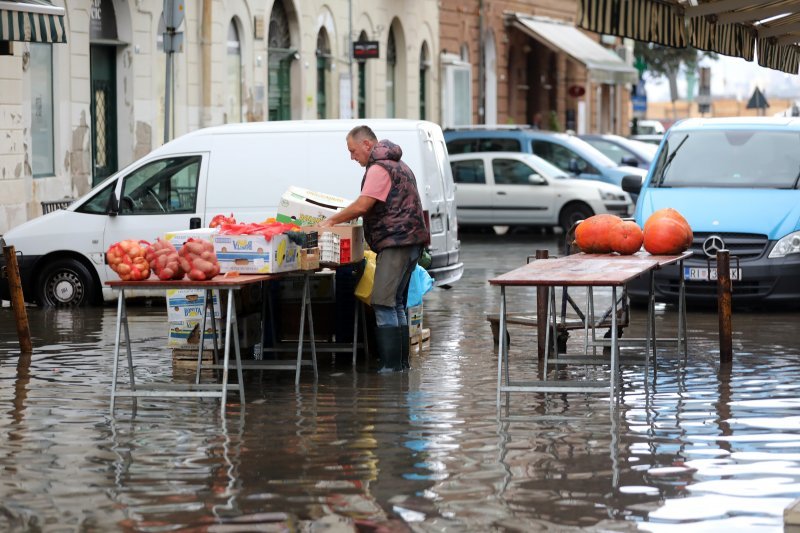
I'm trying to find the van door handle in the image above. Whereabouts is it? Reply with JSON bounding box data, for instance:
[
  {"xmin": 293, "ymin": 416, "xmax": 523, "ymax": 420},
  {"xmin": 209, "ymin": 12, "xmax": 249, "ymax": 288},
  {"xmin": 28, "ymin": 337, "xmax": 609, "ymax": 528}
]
[
  {"xmin": 189, "ymin": 217, "xmax": 201, "ymax": 229},
  {"xmin": 496, "ymin": 191, "xmax": 507, "ymax": 195}
]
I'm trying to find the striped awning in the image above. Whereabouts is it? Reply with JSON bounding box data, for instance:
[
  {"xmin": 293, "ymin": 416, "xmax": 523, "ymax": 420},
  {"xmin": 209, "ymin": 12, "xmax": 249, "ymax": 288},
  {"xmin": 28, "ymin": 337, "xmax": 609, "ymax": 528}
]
[
  {"xmin": 577, "ymin": 0, "xmax": 800, "ymax": 75},
  {"xmin": 0, "ymin": 0, "xmax": 66, "ymax": 44}
]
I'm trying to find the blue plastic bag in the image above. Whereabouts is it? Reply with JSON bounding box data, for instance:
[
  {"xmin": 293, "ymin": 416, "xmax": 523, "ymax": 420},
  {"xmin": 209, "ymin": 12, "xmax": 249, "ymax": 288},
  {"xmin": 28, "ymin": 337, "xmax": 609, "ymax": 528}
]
[{"xmin": 407, "ymin": 265, "xmax": 433, "ymax": 308}]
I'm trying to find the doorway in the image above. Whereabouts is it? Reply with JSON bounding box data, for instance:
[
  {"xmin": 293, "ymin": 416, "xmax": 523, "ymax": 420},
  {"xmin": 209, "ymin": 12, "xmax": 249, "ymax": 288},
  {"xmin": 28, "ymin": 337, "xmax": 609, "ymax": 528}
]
[{"xmin": 90, "ymin": 45, "xmax": 118, "ymax": 186}]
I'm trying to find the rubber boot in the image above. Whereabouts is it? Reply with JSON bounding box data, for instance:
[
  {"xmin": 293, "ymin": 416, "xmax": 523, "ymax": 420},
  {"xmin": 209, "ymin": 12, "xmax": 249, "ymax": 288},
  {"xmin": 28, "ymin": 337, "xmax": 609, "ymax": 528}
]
[
  {"xmin": 375, "ymin": 326, "xmax": 402, "ymax": 373},
  {"xmin": 400, "ymin": 325, "xmax": 411, "ymax": 370}
]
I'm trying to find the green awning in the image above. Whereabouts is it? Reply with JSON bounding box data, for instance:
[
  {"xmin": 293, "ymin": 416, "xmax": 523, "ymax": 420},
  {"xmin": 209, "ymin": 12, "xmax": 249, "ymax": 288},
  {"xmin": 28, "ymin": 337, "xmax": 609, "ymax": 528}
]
[{"xmin": 0, "ymin": 0, "xmax": 66, "ymax": 43}]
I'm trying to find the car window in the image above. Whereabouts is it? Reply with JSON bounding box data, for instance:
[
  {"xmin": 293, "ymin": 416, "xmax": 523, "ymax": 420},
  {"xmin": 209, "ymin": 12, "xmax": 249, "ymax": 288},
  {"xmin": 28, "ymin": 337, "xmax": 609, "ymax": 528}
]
[
  {"xmin": 120, "ymin": 156, "xmax": 202, "ymax": 215},
  {"xmin": 446, "ymin": 137, "xmax": 521, "ymax": 154},
  {"xmin": 451, "ymin": 159, "xmax": 486, "ymax": 184},
  {"xmin": 586, "ymin": 139, "xmax": 628, "ymax": 164},
  {"xmin": 446, "ymin": 139, "xmax": 476, "ymax": 155},
  {"xmin": 654, "ymin": 130, "xmax": 800, "ymax": 188},
  {"xmin": 532, "ymin": 141, "xmax": 596, "ymax": 174},
  {"xmin": 75, "ymin": 179, "xmax": 116, "ymax": 215},
  {"xmin": 493, "ymin": 158, "xmax": 538, "ymax": 185}
]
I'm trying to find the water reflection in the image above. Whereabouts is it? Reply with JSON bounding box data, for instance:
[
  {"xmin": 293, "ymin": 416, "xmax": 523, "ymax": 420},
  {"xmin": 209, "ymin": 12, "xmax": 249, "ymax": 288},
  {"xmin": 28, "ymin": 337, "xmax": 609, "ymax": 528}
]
[{"xmin": 0, "ymin": 232, "xmax": 798, "ymax": 531}]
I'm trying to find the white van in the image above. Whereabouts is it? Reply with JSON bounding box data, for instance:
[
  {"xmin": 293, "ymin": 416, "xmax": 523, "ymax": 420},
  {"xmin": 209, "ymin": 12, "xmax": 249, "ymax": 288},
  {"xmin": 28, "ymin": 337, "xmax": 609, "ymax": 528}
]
[{"xmin": 1, "ymin": 119, "xmax": 463, "ymax": 306}]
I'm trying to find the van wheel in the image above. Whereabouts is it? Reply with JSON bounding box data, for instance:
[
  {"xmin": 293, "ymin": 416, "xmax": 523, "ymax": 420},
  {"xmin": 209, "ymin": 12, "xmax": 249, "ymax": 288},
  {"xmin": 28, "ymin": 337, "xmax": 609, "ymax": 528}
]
[
  {"xmin": 36, "ymin": 259, "xmax": 98, "ymax": 307},
  {"xmin": 559, "ymin": 203, "xmax": 594, "ymax": 234}
]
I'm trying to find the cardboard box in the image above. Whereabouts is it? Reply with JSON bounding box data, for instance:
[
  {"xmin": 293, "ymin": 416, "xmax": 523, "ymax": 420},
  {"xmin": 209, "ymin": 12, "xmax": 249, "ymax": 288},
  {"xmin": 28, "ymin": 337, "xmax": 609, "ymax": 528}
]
[
  {"xmin": 167, "ymin": 320, "xmax": 220, "ymax": 348},
  {"xmin": 166, "ymin": 289, "xmax": 222, "ymax": 322},
  {"xmin": 275, "ymin": 187, "xmax": 351, "ymax": 226},
  {"xmin": 163, "ymin": 227, "xmax": 218, "ymax": 250},
  {"xmin": 303, "ymin": 225, "xmax": 365, "ymax": 265},
  {"xmin": 299, "ymin": 247, "xmax": 320, "ymax": 271},
  {"xmin": 408, "ymin": 303, "xmax": 423, "ymax": 337},
  {"xmin": 213, "ymin": 233, "xmax": 301, "ymax": 274}
]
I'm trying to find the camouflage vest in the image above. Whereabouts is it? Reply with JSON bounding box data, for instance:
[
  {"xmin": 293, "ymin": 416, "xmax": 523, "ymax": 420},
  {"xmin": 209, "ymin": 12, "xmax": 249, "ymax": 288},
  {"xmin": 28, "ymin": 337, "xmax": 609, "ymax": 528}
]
[{"xmin": 361, "ymin": 140, "xmax": 429, "ymax": 252}]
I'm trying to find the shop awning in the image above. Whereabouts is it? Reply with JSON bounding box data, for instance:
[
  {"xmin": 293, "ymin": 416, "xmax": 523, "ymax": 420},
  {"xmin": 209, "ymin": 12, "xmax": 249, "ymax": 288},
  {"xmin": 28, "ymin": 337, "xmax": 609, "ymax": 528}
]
[
  {"xmin": 0, "ymin": 0, "xmax": 66, "ymax": 44},
  {"xmin": 511, "ymin": 14, "xmax": 639, "ymax": 85},
  {"xmin": 577, "ymin": 0, "xmax": 800, "ymax": 74}
]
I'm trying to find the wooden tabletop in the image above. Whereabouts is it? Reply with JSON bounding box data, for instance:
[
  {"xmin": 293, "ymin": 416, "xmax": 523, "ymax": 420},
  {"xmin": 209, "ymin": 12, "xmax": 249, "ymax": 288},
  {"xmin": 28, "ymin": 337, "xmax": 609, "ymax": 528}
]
[
  {"xmin": 106, "ymin": 273, "xmax": 280, "ymax": 289},
  {"xmin": 488, "ymin": 251, "xmax": 691, "ymax": 287}
]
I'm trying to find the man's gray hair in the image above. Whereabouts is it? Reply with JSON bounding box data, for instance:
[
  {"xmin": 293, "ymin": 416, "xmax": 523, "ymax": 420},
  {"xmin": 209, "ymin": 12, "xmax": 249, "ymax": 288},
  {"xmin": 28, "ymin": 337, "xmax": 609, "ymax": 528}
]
[{"xmin": 347, "ymin": 125, "xmax": 377, "ymax": 142}]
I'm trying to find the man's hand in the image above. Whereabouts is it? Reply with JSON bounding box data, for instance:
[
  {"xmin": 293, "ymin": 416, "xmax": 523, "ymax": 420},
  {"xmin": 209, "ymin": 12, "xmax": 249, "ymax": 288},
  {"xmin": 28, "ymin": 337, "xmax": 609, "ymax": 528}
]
[{"xmin": 319, "ymin": 218, "xmax": 334, "ymax": 229}]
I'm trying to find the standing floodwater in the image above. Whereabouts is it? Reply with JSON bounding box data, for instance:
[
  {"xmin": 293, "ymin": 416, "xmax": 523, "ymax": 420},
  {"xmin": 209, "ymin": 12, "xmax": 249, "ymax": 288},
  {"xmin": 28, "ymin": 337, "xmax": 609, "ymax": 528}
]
[{"xmin": 0, "ymin": 231, "xmax": 799, "ymax": 531}]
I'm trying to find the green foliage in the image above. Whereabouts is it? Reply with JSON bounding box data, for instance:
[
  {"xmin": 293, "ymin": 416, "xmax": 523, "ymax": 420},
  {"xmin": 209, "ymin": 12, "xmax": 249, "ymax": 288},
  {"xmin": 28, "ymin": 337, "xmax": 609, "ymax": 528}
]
[
  {"xmin": 548, "ymin": 110, "xmax": 561, "ymax": 132},
  {"xmin": 633, "ymin": 43, "xmax": 718, "ymax": 102}
]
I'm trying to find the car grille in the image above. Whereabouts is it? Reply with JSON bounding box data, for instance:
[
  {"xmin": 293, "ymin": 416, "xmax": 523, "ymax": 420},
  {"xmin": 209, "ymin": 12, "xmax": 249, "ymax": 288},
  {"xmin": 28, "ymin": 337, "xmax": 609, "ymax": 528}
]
[
  {"xmin": 687, "ymin": 232, "xmax": 768, "ymax": 261},
  {"xmin": 656, "ymin": 278, "xmax": 770, "ymax": 298}
]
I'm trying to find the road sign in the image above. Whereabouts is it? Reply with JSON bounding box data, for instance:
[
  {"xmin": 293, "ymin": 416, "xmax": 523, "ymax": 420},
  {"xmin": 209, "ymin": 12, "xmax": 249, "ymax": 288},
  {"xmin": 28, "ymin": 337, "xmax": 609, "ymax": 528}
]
[
  {"xmin": 746, "ymin": 87, "xmax": 769, "ymax": 110},
  {"xmin": 163, "ymin": 0, "xmax": 185, "ymax": 29}
]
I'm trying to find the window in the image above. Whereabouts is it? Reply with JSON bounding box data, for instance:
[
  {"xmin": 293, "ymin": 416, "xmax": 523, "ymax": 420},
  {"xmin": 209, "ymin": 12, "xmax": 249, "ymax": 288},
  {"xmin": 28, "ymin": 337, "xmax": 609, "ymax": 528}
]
[
  {"xmin": 357, "ymin": 31, "xmax": 368, "ymax": 118},
  {"xmin": 30, "ymin": 43, "xmax": 54, "ymax": 177},
  {"xmin": 419, "ymin": 43, "xmax": 429, "ymax": 120},
  {"xmin": 75, "ymin": 180, "xmax": 116, "ymax": 215},
  {"xmin": 446, "ymin": 137, "xmax": 521, "ymax": 155},
  {"xmin": 532, "ymin": 141, "xmax": 594, "ymax": 174},
  {"xmin": 120, "ymin": 156, "xmax": 202, "ymax": 215},
  {"xmin": 226, "ymin": 21, "xmax": 242, "ymax": 123},
  {"xmin": 451, "ymin": 159, "xmax": 486, "ymax": 184},
  {"xmin": 441, "ymin": 54, "xmax": 471, "ymax": 128},
  {"xmin": 493, "ymin": 159, "xmax": 537, "ymax": 185},
  {"xmin": 316, "ymin": 29, "xmax": 330, "ymax": 120}
]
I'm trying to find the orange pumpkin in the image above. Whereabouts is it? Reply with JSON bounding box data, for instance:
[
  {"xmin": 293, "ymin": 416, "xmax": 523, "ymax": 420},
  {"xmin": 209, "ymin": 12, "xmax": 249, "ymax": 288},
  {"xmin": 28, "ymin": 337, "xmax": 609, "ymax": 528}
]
[
  {"xmin": 645, "ymin": 208, "xmax": 693, "ymax": 248},
  {"xmin": 611, "ymin": 220, "xmax": 644, "ymax": 255},
  {"xmin": 643, "ymin": 216, "xmax": 691, "ymax": 255},
  {"xmin": 574, "ymin": 214, "xmax": 623, "ymax": 253}
]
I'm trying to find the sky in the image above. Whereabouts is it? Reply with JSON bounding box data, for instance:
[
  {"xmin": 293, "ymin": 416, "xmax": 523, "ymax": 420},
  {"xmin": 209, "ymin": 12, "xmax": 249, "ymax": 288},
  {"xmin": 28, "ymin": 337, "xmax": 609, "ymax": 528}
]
[{"xmin": 646, "ymin": 54, "xmax": 800, "ymax": 107}]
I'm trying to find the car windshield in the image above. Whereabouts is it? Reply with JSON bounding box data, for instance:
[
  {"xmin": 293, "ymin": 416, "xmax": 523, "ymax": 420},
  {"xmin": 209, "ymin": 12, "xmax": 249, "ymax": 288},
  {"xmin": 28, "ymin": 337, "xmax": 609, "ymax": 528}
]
[
  {"xmin": 652, "ymin": 129, "xmax": 800, "ymax": 189},
  {"xmin": 523, "ymin": 154, "xmax": 570, "ymax": 179},
  {"xmin": 563, "ymin": 136, "xmax": 618, "ymax": 168},
  {"xmin": 618, "ymin": 138, "xmax": 658, "ymax": 160}
]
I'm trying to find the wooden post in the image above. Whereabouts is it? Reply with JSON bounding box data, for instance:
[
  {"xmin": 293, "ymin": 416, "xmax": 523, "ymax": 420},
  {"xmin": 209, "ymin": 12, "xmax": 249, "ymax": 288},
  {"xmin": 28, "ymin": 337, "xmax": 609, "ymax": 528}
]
[
  {"xmin": 2, "ymin": 244, "xmax": 32, "ymax": 354},
  {"xmin": 716, "ymin": 250, "xmax": 732, "ymax": 364},
  {"xmin": 535, "ymin": 249, "xmax": 549, "ymax": 360}
]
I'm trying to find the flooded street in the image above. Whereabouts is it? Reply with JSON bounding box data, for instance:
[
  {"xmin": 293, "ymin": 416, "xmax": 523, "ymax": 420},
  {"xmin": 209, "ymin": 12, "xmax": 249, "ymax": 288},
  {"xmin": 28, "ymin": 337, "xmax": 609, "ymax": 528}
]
[{"xmin": 1, "ymin": 232, "xmax": 799, "ymax": 531}]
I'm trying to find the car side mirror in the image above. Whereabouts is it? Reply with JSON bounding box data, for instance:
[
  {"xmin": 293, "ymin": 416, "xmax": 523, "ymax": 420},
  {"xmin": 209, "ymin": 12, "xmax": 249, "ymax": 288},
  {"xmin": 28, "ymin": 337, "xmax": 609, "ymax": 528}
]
[
  {"xmin": 620, "ymin": 156, "xmax": 639, "ymax": 167},
  {"xmin": 621, "ymin": 175, "xmax": 643, "ymax": 194},
  {"xmin": 528, "ymin": 174, "xmax": 546, "ymax": 185},
  {"xmin": 107, "ymin": 192, "xmax": 119, "ymax": 217}
]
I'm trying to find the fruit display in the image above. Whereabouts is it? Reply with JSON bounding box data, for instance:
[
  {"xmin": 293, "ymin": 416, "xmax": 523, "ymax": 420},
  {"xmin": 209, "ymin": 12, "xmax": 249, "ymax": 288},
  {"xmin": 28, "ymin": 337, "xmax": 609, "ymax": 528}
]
[
  {"xmin": 107, "ymin": 240, "xmax": 151, "ymax": 281},
  {"xmin": 574, "ymin": 214, "xmax": 623, "ymax": 254},
  {"xmin": 643, "ymin": 208, "xmax": 693, "ymax": 254},
  {"xmin": 145, "ymin": 238, "xmax": 186, "ymax": 280},
  {"xmin": 574, "ymin": 209, "xmax": 691, "ymax": 256}
]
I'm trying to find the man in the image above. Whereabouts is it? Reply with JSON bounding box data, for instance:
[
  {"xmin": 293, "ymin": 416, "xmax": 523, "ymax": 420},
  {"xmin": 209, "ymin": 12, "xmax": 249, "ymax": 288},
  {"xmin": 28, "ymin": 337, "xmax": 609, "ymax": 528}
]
[{"xmin": 320, "ymin": 125, "xmax": 429, "ymax": 373}]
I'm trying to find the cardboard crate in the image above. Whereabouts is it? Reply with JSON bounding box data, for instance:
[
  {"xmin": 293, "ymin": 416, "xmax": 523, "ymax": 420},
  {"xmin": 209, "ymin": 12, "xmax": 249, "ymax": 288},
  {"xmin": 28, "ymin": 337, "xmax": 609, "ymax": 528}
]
[
  {"xmin": 303, "ymin": 225, "xmax": 364, "ymax": 265},
  {"xmin": 166, "ymin": 289, "xmax": 222, "ymax": 322},
  {"xmin": 213, "ymin": 232, "xmax": 301, "ymax": 274},
  {"xmin": 167, "ymin": 320, "xmax": 221, "ymax": 348},
  {"xmin": 163, "ymin": 227, "xmax": 218, "ymax": 250},
  {"xmin": 275, "ymin": 187, "xmax": 350, "ymax": 226},
  {"xmin": 408, "ymin": 303, "xmax": 423, "ymax": 337},
  {"xmin": 299, "ymin": 247, "xmax": 320, "ymax": 270}
]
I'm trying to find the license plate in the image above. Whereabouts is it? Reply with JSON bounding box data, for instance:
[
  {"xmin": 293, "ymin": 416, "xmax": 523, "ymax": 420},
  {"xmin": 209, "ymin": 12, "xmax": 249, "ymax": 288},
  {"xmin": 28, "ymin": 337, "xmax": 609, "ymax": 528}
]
[{"xmin": 684, "ymin": 266, "xmax": 742, "ymax": 281}]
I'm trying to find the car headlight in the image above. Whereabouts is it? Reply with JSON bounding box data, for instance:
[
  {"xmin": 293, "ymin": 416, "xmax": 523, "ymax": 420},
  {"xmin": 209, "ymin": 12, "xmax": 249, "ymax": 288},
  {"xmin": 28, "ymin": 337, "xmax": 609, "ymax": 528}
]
[
  {"xmin": 768, "ymin": 230, "xmax": 800, "ymax": 258},
  {"xmin": 599, "ymin": 190, "xmax": 626, "ymax": 202}
]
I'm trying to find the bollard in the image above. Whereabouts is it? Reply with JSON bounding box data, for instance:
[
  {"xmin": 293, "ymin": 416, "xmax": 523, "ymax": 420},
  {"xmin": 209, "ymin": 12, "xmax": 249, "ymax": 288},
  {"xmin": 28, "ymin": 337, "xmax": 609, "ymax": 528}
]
[
  {"xmin": 716, "ymin": 249, "xmax": 732, "ymax": 364},
  {"xmin": 535, "ymin": 249, "xmax": 548, "ymax": 360},
  {"xmin": 2, "ymin": 243, "xmax": 33, "ymax": 354}
]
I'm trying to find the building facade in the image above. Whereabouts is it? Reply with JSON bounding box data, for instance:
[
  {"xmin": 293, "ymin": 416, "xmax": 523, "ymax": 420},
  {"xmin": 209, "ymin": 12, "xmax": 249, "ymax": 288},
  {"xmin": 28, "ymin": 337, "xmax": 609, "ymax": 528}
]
[
  {"xmin": 439, "ymin": 0, "xmax": 636, "ymax": 133},
  {"xmin": 0, "ymin": 0, "xmax": 439, "ymax": 233}
]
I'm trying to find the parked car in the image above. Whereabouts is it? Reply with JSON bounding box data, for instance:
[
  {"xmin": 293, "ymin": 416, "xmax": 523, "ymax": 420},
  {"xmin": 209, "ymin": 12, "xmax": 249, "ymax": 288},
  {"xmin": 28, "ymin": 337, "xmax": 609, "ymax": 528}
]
[
  {"xmin": 0, "ymin": 119, "xmax": 463, "ymax": 306},
  {"xmin": 628, "ymin": 134, "xmax": 664, "ymax": 145},
  {"xmin": 450, "ymin": 152, "xmax": 633, "ymax": 232},
  {"xmin": 580, "ymin": 134, "xmax": 658, "ymax": 168},
  {"xmin": 622, "ymin": 117, "xmax": 800, "ymax": 307},
  {"xmin": 444, "ymin": 127, "xmax": 647, "ymax": 191},
  {"xmin": 633, "ymin": 119, "xmax": 665, "ymax": 135}
]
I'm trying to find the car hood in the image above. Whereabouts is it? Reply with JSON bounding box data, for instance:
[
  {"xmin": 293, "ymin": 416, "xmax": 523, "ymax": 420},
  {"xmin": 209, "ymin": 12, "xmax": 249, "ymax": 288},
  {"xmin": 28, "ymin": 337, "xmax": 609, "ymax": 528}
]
[{"xmin": 637, "ymin": 188, "xmax": 800, "ymax": 240}]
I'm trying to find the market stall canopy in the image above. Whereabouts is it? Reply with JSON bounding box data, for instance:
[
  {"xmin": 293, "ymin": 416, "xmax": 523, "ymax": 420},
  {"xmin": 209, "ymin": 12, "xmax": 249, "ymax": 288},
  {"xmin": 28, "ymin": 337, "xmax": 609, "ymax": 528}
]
[
  {"xmin": 510, "ymin": 13, "xmax": 639, "ymax": 85},
  {"xmin": 577, "ymin": 0, "xmax": 800, "ymax": 74},
  {"xmin": 0, "ymin": 0, "xmax": 66, "ymax": 43}
]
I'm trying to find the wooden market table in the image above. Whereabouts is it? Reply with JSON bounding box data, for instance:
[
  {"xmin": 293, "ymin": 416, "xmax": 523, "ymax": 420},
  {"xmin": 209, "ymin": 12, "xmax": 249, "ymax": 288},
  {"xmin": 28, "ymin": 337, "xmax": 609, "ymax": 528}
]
[
  {"xmin": 489, "ymin": 251, "xmax": 691, "ymax": 406},
  {"xmin": 106, "ymin": 271, "xmax": 320, "ymax": 414}
]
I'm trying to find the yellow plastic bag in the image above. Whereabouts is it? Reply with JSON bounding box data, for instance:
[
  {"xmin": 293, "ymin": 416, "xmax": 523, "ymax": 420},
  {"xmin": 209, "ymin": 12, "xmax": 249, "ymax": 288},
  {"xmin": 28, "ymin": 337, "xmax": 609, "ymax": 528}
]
[{"xmin": 355, "ymin": 250, "xmax": 376, "ymax": 305}]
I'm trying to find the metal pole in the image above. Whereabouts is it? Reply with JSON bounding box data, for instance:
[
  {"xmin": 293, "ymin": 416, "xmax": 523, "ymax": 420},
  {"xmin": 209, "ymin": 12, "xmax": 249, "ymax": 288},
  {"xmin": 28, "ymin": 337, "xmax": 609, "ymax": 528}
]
[
  {"xmin": 165, "ymin": 47, "xmax": 172, "ymax": 144},
  {"xmin": 716, "ymin": 250, "xmax": 733, "ymax": 364},
  {"xmin": 2, "ymin": 243, "xmax": 32, "ymax": 354},
  {"xmin": 535, "ymin": 249, "xmax": 548, "ymax": 360},
  {"xmin": 348, "ymin": 0, "xmax": 354, "ymax": 118}
]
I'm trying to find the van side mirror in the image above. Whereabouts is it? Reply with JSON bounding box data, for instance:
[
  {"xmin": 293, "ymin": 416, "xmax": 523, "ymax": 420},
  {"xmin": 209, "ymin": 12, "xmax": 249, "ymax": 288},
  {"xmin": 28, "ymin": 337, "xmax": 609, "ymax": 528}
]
[
  {"xmin": 528, "ymin": 174, "xmax": 546, "ymax": 185},
  {"xmin": 621, "ymin": 175, "xmax": 643, "ymax": 194},
  {"xmin": 620, "ymin": 156, "xmax": 639, "ymax": 167}
]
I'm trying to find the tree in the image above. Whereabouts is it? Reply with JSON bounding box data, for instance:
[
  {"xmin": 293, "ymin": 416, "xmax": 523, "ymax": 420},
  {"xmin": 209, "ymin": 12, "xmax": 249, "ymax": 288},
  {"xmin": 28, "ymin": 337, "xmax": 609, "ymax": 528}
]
[{"xmin": 634, "ymin": 42, "xmax": 717, "ymax": 117}]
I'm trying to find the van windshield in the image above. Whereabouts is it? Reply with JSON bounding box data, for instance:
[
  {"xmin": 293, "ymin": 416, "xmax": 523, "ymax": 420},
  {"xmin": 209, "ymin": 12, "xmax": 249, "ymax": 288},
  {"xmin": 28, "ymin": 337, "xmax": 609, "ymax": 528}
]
[{"xmin": 652, "ymin": 129, "xmax": 800, "ymax": 189}]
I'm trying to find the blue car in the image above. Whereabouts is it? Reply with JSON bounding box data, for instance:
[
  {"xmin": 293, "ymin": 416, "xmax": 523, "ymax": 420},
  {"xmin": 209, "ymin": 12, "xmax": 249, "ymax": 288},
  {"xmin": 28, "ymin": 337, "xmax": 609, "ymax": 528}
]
[
  {"xmin": 444, "ymin": 127, "xmax": 647, "ymax": 189},
  {"xmin": 622, "ymin": 117, "xmax": 800, "ymax": 307}
]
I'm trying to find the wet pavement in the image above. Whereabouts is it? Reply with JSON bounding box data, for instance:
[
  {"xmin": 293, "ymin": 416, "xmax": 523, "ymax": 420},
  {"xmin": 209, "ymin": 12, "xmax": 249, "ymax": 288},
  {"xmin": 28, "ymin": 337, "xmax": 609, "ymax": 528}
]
[{"xmin": 1, "ymin": 231, "xmax": 799, "ymax": 532}]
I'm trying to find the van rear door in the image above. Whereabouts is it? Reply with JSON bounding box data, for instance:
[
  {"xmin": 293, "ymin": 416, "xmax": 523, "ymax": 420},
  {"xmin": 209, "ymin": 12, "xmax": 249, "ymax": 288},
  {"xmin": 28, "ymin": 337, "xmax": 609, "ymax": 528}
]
[
  {"xmin": 102, "ymin": 154, "xmax": 208, "ymax": 285},
  {"xmin": 427, "ymin": 134, "xmax": 461, "ymax": 283}
]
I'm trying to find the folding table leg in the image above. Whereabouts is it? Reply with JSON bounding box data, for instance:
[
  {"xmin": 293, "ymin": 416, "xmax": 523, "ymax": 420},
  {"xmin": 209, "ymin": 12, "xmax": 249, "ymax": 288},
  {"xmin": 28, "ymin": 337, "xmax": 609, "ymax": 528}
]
[
  {"xmin": 543, "ymin": 286, "xmax": 555, "ymax": 380},
  {"xmin": 678, "ymin": 259, "xmax": 688, "ymax": 358},
  {"xmin": 231, "ymin": 292, "xmax": 245, "ymax": 402},
  {"xmin": 121, "ymin": 294, "xmax": 134, "ymax": 394},
  {"xmin": 196, "ymin": 288, "xmax": 211, "ymax": 385},
  {"xmin": 295, "ymin": 274, "xmax": 308, "ymax": 385},
  {"xmin": 220, "ymin": 288, "xmax": 236, "ymax": 409},
  {"xmin": 496, "ymin": 286, "xmax": 506, "ymax": 407},
  {"xmin": 610, "ymin": 286, "xmax": 619, "ymax": 403},
  {"xmin": 360, "ymin": 300, "xmax": 369, "ymax": 359},
  {"xmin": 110, "ymin": 290, "xmax": 124, "ymax": 413},
  {"xmin": 304, "ymin": 273, "xmax": 318, "ymax": 381},
  {"xmin": 352, "ymin": 300, "xmax": 359, "ymax": 368}
]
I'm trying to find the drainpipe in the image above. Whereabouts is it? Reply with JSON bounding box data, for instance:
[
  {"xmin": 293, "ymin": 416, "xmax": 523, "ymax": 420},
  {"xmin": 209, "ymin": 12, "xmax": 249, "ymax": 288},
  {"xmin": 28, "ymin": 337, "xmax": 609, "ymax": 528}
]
[
  {"xmin": 478, "ymin": 0, "xmax": 484, "ymax": 124},
  {"xmin": 201, "ymin": 0, "xmax": 212, "ymax": 126}
]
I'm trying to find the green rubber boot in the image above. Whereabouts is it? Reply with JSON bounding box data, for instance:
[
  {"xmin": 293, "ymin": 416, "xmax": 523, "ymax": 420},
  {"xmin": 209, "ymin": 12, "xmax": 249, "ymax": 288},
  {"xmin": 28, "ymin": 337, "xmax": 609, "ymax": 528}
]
[
  {"xmin": 375, "ymin": 326, "xmax": 402, "ymax": 373},
  {"xmin": 400, "ymin": 325, "xmax": 411, "ymax": 370}
]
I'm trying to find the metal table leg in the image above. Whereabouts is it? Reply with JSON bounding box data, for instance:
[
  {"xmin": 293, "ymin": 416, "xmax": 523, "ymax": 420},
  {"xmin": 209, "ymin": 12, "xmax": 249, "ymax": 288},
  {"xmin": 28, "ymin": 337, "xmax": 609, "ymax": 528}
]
[
  {"xmin": 352, "ymin": 298, "xmax": 359, "ymax": 367},
  {"xmin": 110, "ymin": 290, "xmax": 124, "ymax": 413},
  {"xmin": 304, "ymin": 273, "xmax": 318, "ymax": 381},
  {"xmin": 610, "ymin": 286, "xmax": 619, "ymax": 403},
  {"xmin": 220, "ymin": 288, "xmax": 235, "ymax": 407},
  {"xmin": 496, "ymin": 286, "xmax": 506, "ymax": 407}
]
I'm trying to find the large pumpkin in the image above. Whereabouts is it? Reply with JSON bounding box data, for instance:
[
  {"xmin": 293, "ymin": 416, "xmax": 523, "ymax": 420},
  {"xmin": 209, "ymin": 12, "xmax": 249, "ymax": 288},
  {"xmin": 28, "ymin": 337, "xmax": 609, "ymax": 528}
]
[
  {"xmin": 645, "ymin": 208, "xmax": 693, "ymax": 248},
  {"xmin": 643, "ymin": 216, "xmax": 691, "ymax": 255},
  {"xmin": 574, "ymin": 214, "xmax": 623, "ymax": 253},
  {"xmin": 610, "ymin": 220, "xmax": 644, "ymax": 255}
]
